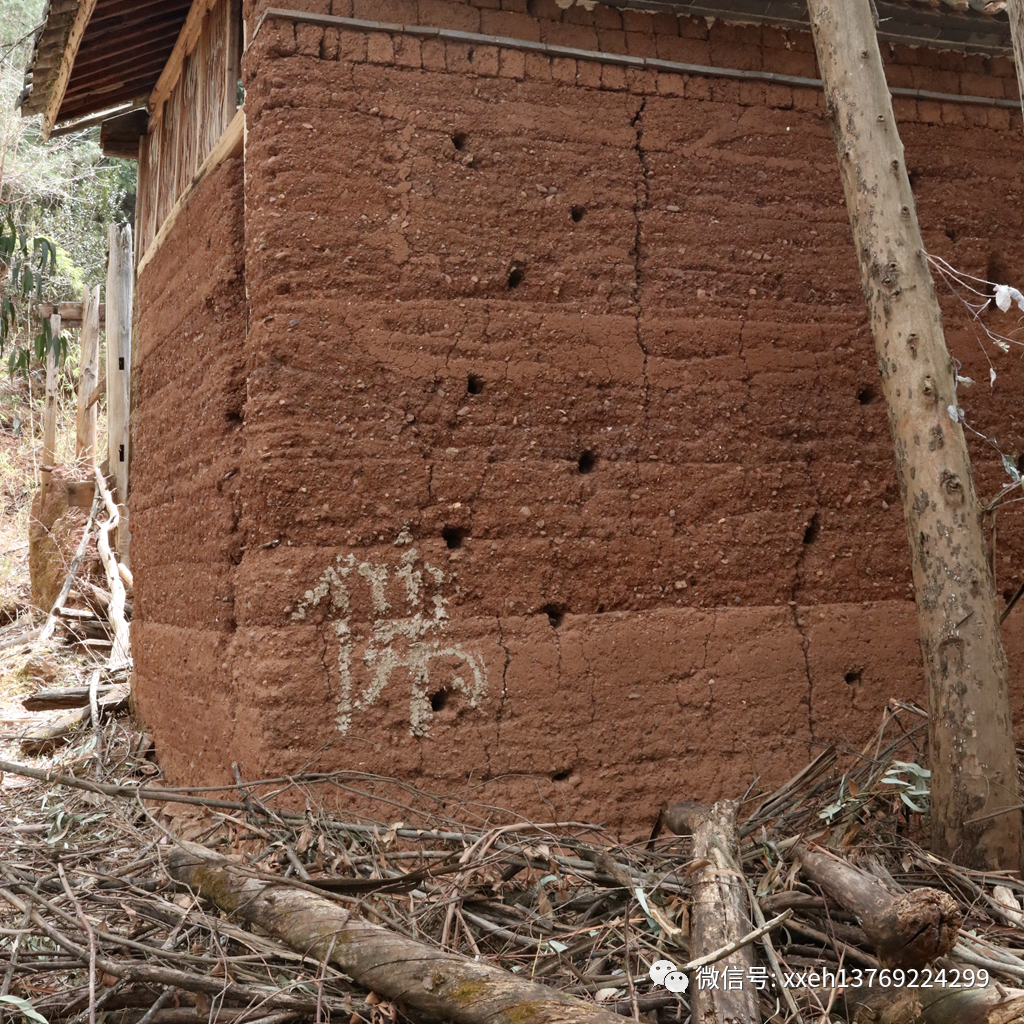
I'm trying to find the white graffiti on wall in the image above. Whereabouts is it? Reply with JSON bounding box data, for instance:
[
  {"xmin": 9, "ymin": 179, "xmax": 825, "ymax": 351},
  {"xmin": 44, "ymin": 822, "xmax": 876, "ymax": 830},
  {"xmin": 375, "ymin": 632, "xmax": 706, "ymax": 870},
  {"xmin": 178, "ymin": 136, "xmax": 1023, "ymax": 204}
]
[{"xmin": 291, "ymin": 549, "xmax": 486, "ymax": 736}]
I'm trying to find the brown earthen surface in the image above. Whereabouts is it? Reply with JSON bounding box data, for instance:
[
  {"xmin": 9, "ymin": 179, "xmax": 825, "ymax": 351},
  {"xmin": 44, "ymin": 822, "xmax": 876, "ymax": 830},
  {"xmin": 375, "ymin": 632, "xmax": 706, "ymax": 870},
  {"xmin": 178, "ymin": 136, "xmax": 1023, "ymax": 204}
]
[{"xmin": 131, "ymin": 4, "xmax": 1024, "ymax": 833}]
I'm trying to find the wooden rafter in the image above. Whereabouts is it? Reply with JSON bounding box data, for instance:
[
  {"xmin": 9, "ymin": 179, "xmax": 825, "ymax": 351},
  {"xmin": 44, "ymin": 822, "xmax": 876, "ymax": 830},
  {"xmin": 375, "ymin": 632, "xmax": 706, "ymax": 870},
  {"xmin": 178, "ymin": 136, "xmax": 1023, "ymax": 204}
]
[{"xmin": 41, "ymin": 0, "xmax": 99, "ymax": 139}]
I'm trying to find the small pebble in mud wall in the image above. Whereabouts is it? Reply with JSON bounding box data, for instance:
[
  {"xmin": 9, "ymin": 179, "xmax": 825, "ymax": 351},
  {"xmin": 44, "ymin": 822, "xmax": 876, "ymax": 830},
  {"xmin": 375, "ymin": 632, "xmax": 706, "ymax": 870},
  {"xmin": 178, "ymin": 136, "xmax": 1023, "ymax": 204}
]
[{"xmin": 291, "ymin": 548, "xmax": 486, "ymax": 737}]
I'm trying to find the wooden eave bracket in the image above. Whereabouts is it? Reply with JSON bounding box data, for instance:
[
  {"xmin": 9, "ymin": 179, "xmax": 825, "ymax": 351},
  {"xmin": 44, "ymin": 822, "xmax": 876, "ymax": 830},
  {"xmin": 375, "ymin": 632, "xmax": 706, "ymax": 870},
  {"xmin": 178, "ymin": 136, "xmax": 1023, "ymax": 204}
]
[{"xmin": 41, "ymin": 0, "xmax": 99, "ymax": 140}]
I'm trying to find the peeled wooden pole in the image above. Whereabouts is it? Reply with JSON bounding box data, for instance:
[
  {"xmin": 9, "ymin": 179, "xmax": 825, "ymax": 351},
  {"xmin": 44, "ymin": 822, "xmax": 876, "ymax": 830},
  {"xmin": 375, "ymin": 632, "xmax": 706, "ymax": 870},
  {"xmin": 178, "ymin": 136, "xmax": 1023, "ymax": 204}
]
[
  {"xmin": 681, "ymin": 801, "xmax": 761, "ymax": 1024},
  {"xmin": 105, "ymin": 223, "xmax": 132, "ymax": 564},
  {"xmin": 806, "ymin": 0, "xmax": 1023, "ymax": 871},
  {"xmin": 76, "ymin": 284, "xmax": 100, "ymax": 465},
  {"xmin": 1008, "ymin": 1, "xmax": 1024, "ymax": 125},
  {"xmin": 168, "ymin": 842, "xmax": 627, "ymax": 1024},
  {"xmin": 40, "ymin": 312, "xmax": 60, "ymax": 504}
]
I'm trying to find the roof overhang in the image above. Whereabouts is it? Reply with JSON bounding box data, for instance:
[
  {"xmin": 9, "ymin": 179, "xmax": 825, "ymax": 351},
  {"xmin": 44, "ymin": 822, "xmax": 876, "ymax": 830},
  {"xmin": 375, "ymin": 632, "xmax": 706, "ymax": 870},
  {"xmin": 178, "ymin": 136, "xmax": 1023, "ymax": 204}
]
[
  {"xmin": 20, "ymin": 0, "xmax": 193, "ymax": 139},
  {"xmin": 19, "ymin": 0, "xmax": 1014, "ymax": 141}
]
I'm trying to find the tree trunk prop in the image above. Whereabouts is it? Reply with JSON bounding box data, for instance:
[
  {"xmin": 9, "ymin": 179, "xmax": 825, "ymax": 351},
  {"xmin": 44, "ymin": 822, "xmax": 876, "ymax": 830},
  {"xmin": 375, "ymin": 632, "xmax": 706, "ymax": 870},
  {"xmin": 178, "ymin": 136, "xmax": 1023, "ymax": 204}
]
[
  {"xmin": 805, "ymin": 0, "xmax": 1023, "ymax": 871},
  {"xmin": 796, "ymin": 845, "xmax": 960, "ymax": 969},
  {"xmin": 678, "ymin": 801, "xmax": 761, "ymax": 1024},
  {"xmin": 840, "ymin": 982, "xmax": 1024, "ymax": 1024},
  {"xmin": 167, "ymin": 842, "xmax": 628, "ymax": 1024}
]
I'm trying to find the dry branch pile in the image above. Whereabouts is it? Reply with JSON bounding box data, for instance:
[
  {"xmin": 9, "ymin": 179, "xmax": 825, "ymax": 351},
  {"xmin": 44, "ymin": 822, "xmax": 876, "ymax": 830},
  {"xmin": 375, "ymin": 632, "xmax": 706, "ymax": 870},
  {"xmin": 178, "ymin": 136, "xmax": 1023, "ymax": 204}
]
[{"xmin": 3, "ymin": 702, "xmax": 1024, "ymax": 1023}]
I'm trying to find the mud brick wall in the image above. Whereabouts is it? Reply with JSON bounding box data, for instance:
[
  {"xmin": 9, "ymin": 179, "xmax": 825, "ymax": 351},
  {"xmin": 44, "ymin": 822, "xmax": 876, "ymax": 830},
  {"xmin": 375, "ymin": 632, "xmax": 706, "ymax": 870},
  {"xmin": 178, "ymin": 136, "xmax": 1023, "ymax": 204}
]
[
  {"xmin": 132, "ymin": 158, "xmax": 247, "ymax": 785},
  {"xmin": 131, "ymin": 0, "xmax": 1024, "ymax": 831}
]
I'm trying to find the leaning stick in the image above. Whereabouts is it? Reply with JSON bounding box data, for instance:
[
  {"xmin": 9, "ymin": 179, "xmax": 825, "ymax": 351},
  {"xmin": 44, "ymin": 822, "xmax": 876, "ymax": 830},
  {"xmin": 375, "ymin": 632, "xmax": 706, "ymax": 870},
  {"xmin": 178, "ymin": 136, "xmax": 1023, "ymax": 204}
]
[
  {"xmin": 92, "ymin": 467, "xmax": 130, "ymax": 667},
  {"xmin": 168, "ymin": 841, "xmax": 627, "ymax": 1024},
  {"xmin": 38, "ymin": 487, "xmax": 103, "ymax": 644}
]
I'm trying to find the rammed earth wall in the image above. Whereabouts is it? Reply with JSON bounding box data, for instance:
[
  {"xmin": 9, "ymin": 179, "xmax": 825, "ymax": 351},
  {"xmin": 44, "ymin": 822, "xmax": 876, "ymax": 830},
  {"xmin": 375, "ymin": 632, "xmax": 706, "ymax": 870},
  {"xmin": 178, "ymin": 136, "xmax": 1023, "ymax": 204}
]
[{"xmin": 131, "ymin": 0, "xmax": 1024, "ymax": 830}]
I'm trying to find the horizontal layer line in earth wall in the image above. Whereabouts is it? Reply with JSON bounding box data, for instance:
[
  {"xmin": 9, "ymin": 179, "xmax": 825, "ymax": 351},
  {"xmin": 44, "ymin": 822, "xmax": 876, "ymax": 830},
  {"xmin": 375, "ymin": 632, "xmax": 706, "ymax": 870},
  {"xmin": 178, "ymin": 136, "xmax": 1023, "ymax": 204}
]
[{"xmin": 252, "ymin": 6, "xmax": 1021, "ymax": 109}]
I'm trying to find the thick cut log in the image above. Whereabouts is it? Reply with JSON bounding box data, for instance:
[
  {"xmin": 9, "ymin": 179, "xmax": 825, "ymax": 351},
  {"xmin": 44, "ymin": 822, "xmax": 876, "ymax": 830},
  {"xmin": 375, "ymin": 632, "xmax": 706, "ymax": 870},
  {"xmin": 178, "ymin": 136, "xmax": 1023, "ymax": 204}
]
[
  {"xmin": 168, "ymin": 842, "xmax": 626, "ymax": 1024},
  {"xmin": 681, "ymin": 801, "xmax": 761, "ymax": 1024},
  {"xmin": 37, "ymin": 301, "xmax": 105, "ymax": 326},
  {"xmin": 797, "ymin": 845, "xmax": 960, "ymax": 969},
  {"xmin": 841, "ymin": 982, "xmax": 1024, "ymax": 1023},
  {"xmin": 806, "ymin": 0, "xmax": 1024, "ymax": 871},
  {"xmin": 76, "ymin": 284, "xmax": 99, "ymax": 465},
  {"xmin": 19, "ymin": 683, "xmax": 128, "ymax": 753}
]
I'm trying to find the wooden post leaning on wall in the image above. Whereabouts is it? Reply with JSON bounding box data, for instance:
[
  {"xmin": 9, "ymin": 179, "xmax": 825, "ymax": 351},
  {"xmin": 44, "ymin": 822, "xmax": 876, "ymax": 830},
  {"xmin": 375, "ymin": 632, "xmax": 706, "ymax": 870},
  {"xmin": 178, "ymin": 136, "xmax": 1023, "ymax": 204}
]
[
  {"xmin": 76, "ymin": 284, "xmax": 100, "ymax": 466},
  {"xmin": 1008, "ymin": 1, "xmax": 1024, "ymax": 124},
  {"xmin": 105, "ymin": 223, "xmax": 133, "ymax": 565},
  {"xmin": 41, "ymin": 313, "xmax": 60, "ymax": 506}
]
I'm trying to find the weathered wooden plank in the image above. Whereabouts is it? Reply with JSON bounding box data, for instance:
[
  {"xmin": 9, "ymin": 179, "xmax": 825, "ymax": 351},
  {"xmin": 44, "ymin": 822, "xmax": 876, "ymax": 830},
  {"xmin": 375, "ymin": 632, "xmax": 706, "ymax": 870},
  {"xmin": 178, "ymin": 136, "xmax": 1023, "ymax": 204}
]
[
  {"xmin": 105, "ymin": 224, "xmax": 132, "ymax": 562},
  {"xmin": 36, "ymin": 301, "xmax": 104, "ymax": 326},
  {"xmin": 41, "ymin": 0, "xmax": 100, "ymax": 139},
  {"xmin": 41, "ymin": 313, "xmax": 60, "ymax": 505},
  {"xmin": 76, "ymin": 284, "xmax": 100, "ymax": 465}
]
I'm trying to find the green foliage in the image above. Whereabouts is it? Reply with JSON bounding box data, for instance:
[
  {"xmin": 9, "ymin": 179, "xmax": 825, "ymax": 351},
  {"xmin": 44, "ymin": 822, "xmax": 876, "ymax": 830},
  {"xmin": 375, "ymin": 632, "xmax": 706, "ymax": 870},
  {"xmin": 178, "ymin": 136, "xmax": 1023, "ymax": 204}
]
[{"xmin": 0, "ymin": 208, "xmax": 65, "ymax": 375}]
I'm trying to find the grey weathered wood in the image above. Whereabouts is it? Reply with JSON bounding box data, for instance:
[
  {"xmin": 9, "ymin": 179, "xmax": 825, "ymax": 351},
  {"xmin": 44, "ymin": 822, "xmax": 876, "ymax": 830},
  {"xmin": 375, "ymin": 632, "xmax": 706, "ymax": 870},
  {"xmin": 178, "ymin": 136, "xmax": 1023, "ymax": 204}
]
[
  {"xmin": 1009, "ymin": 0, "xmax": 1024, "ymax": 124},
  {"xmin": 685, "ymin": 801, "xmax": 761, "ymax": 1024},
  {"xmin": 105, "ymin": 223, "xmax": 132, "ymax": 563},
  {"xmin": 168, "ymin": 841, "xmax": 627, "ymax": 1024},
  {"xmin": 806, "ymin": 0, "xmax": 1024, "ymax": 871},
  {"xmin": 24, "ymin": 684, "xmax": 121, "ymax": 711},
  {"xmin": 796, "ymin": 844, "xmax": 960, "ymax": 969},
  {"xmin": 76, "ymin": 284, "xmax": 100, "ymax": 465},
  {"xmin": 41, "ymin": 313, "xmax": 60, "ymax": 505}
]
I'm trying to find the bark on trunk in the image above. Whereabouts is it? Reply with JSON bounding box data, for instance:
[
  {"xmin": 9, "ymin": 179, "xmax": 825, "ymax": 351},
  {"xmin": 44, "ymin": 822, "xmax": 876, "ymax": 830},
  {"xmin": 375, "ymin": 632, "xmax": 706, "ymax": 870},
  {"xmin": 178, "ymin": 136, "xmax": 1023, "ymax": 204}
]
[
  {"xmin": 840, "ymin": 983, "xmax": 1024, "ymax": 1024},
  {"xmin": 796, "ymin": 845, "xmax": 960, "ymax": 968},
  {"xmin": 805, "ymin": 0, "xmax": 1023, "ymax": 871},
  {"xmin": 1008, "ymin": 0, "xmax": 1024, "ymax": 125},
  {"xmin": 681, "ymin": 801, "xmax": 761, "ymax": 1024},
  {"xmin": 167, "ymin": 842, "xmax": 627, "ymax": 1024}
]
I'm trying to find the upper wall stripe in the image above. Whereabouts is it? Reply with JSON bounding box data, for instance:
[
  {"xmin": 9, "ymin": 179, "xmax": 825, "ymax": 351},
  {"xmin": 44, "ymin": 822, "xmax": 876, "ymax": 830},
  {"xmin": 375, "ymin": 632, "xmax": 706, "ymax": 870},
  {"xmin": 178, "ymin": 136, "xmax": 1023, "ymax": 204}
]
[{"xmin": 250, "ymin": 7, "xmax": 1019, "ymax": 110}]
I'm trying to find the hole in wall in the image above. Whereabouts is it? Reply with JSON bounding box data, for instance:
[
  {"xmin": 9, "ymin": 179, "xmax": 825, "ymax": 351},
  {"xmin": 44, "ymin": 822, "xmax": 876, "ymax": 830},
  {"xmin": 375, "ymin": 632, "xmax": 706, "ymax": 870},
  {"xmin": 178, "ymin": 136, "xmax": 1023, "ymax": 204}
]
[
  {"xmin": 986, "ymin": 252, "xmax": 1008, "ymax": 299},
  {"xmin": 225, "ymin": 410, "xmax": 243, "ymax": 428},
  {"xmin": 467, "ymin": 47, "xmax": 474, "ymax": 61},
  {"xmin": 430, "ymin": 688, "xmax": 449, "ymax": 712},
  {"xmin": 1004, "ymin": 588, "xmax": 1014, "ymax": 603},
  {"xmin": 908, "ymin": 169, "xmax": 921, "ymax": 192},
  {"xmin": 945, "ymin": 225, "xmax": 958, "ymax": 243},
  {"xmin": 857, "ymin": 385, "xmax": 879, "ymax": 405},
  {"xmin": 551, "ymin": 768, "xmax": 572, "ymax": 782},
  {"xmin": 526, "ymin": 0, "xmax": 539, "ymax": 14},
  {"xmin": 540, "ymin": 603, "xmax": 566, "ymax": 628},
  {"xmin": 442, "ymin": 526, "xmax": 465, "ymax": 549},
  {"xmin": 577, "ymin": 450, "xmax": 596, "ymax": 474},
  {"xmin": 467, "ymin": 374, "xmax": 484, "ymax": 395},
  {"xmin": 452, "ymin": 132, "xmax": 468, "ymax": 151},
  {"xmin": 570, "ymin": 205, "xmax": 586, "ymax": 223},
  {"xmin": 844, "ymin": 669, "xmax": 862, "ymax": 685},
  {"xmin": 1016, "ymin": 453, "xmax": 1024, "ymax": 474},
  {"xmin": 508, "ymin": 267, "xmax": 524, "ymax": 289},
  {"xmin": 803, "ymin": 513, "xmax": 821, "ymax": 545}
]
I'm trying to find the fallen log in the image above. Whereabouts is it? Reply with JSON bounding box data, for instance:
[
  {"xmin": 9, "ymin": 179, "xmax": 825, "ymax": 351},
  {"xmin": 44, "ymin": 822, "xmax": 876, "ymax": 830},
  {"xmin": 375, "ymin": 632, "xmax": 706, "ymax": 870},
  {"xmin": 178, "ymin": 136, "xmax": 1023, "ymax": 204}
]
[
  {"xmin": 796, "ymin": 844, "xmax": 960, "ymax": 969},
  {"xmin": 23, "ymin": 683, "xmax": 120, "ymax": 710},
  {"xmin": 168, "ymin": 841, "xmax": 628, "ymax": 1024},
  {"xmin": 19, "ymin": 683, "xmax": 129, "ymax": 753},
  {"xmin": 677, "ymin": 801, "xmax": 761, "ymax": 1024},
  {"xmin": 838, "ymin": 980, "xmax": 1024, "ymax": 1023}
]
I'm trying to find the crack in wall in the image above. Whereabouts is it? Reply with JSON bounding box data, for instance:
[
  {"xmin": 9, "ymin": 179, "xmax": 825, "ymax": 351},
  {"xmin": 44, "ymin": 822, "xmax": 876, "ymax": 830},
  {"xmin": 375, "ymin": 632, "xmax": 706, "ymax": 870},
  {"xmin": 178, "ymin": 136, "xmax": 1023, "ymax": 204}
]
[
  {"xmin": 630, "ymin": 96, "xmax": 651, "ymax": 440},
  {"xmin": 789, "ymin": 458, "xmax": 818, "ymax": 743}
]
